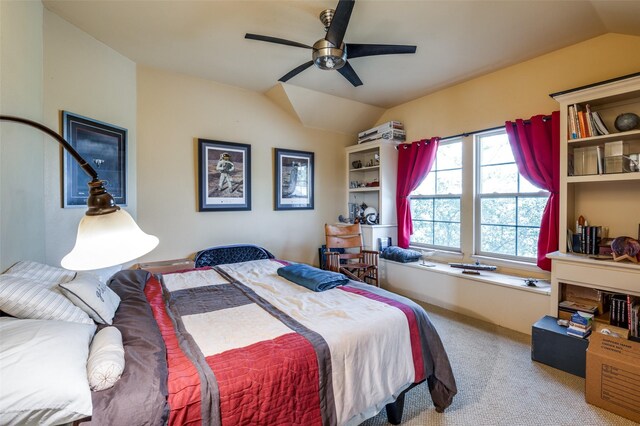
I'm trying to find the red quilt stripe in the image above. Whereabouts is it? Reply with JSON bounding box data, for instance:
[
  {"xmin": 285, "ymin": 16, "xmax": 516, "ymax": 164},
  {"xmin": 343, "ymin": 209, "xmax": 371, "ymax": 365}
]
[
  {"xmin": 339, "ymin": 286, "xmax": 426, "ymax": 382},
  {"xmin": 145, "ymin": 275, "xmax": 203, "ymax": 426},
  {"xmin": 206, "ymin": 333, "xmax": 322, "ymax": 426}
]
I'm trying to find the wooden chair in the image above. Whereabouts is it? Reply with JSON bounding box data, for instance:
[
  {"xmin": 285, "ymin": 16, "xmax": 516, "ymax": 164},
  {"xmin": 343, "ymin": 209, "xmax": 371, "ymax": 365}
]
[{"xmin": 324, "ymin": 223, "xmax": 379, "ymax": 287}]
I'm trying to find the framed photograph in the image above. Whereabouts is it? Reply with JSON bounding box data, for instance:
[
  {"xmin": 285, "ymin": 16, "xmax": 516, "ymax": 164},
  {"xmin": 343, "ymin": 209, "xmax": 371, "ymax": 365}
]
[
  {"xmin": 198, "ymin": 139, "xmax": 251, "ymax": 211},
  {"xmin": 274, "ymin": 148, "xmax": 314, "ymax": 210},
  {"xmin": 62, "ymin": 111, "xmax": 127, "ymax": 207}
]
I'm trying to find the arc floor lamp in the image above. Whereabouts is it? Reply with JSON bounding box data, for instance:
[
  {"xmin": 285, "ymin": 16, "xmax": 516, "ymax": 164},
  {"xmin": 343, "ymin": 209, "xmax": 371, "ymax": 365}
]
[{"xmin": 0, "ymin": 115, "xmax": 159, "ymax": 271}]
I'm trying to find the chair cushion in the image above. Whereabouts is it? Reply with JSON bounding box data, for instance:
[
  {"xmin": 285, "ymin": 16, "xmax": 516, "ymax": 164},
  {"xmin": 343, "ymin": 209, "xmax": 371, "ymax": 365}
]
[{"xmin": 380, "ymin": 246, "xmax": 422, "ymax": 263}]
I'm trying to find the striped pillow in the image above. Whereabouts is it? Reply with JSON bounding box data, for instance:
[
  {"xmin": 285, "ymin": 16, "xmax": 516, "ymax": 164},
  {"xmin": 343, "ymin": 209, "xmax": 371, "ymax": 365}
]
[
  {"xmin": 4, "ymin": 260, "xmax": 76, "ymax": 288},
  {"xmin": 0, "ymin": 275, "xmax": 93, "ymax": 324}
]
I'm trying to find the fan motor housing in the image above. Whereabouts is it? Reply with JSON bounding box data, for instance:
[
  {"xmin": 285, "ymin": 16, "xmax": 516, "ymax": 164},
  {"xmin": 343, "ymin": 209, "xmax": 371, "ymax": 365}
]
[{"xmin": 312, "ymin": 39, "xmax": 346, "ymax": 70}]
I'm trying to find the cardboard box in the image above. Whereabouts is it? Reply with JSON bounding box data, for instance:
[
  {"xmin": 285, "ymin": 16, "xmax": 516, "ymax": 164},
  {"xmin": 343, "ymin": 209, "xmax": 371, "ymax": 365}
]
[
  {"xmin": 532, "ymin": 315, "xmax": 588, "ymax": 377},
  {"xmin": 585, "ymin": 331, "xmax": 640, "ymax": 422},
  {"xmin": 593, "ymin": 321, "xmax": 629, "ymax": 340}
]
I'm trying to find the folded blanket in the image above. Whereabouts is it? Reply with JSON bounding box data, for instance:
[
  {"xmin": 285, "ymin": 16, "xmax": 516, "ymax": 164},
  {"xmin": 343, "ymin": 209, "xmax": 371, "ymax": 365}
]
[{"xmin": 277, "ymin": 264, "xmax": 349, "ymax": 292}]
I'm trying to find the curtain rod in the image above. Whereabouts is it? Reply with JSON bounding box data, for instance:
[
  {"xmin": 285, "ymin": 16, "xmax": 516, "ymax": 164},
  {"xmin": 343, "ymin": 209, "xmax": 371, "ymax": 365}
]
[
  {"xmin": 394, "ymin": 115, "xmax": 552, "ymax": 148},
  {"xmin": 398, "ymin": 115, "xmax": 552, "ymax": 145}
]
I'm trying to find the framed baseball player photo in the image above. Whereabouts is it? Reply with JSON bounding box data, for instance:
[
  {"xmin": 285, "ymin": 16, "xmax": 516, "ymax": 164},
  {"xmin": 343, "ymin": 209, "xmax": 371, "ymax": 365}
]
[
  {"xmin": 274, "ymin": 148, "xmax": 314, "ymax": 210},
  {"xmin": 62, "ymin": 111, "xmax": 127, "ymax": 208},
  {"xmin": 197, "ymin": 139, "xmax": 251, "ymax": 211}
]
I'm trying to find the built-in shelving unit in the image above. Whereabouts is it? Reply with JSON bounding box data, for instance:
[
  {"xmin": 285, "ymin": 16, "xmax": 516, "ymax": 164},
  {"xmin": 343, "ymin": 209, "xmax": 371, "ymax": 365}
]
[
  {"xmin": 548, "ymin": 74, "xmax": 640, "ymax": 338},
  {"xmin": 345, "ymin": 141, "xmax": 399, "ymax": 250}
]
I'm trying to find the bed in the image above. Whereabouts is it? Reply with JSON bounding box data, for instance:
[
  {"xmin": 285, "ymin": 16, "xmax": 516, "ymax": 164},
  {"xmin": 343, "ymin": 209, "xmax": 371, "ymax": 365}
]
[
  {"xmin": 0, "ymin": 245, "xmax": 456, "ymax": 426},
  {"xmin": 86, "ymin": 245, "xmax": 456, "ymax": 425}
]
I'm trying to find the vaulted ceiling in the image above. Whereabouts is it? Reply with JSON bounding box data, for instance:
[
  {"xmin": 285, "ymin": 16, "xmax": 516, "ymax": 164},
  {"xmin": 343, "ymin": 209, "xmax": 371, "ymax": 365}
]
[{"xmin": 44, "ymin": 0, "xmax": 640, "ymax": 110}]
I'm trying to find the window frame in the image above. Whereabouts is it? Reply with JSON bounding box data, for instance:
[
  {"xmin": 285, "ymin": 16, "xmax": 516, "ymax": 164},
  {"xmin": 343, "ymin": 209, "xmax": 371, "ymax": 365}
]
[
  {"xmin": 409, "ymin": 137, "xmax": 463, "ymax": 252},
  {"xmin": 473, "ymin": 129, "xmax": 549, "ymax": 262}
]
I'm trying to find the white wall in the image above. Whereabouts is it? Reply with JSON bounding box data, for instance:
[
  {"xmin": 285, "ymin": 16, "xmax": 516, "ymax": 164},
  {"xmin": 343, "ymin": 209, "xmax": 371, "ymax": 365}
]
[
  {"xmin": 0, "ymin": 1, "xmax": 45, "ymax": 270},
  {"xmin": 42, "ymin": 9, "xmax": 137, "ymax": 266},
  {"xmin": 136, "ymin": 66, "xmax": 353, "ymax": 265}
]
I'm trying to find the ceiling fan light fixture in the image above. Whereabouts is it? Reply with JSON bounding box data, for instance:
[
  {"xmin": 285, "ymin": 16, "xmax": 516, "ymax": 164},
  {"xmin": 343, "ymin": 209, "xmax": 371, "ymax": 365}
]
[{"xmin": 312, "ymin": 39, "xmax": 346, "ymax": 70}]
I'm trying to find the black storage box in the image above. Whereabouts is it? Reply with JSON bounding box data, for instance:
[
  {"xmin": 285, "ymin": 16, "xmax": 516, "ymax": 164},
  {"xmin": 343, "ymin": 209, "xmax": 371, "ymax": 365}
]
[{"xmin": 531, "ymin": 315, "xmax": 589, "ymax": 377}]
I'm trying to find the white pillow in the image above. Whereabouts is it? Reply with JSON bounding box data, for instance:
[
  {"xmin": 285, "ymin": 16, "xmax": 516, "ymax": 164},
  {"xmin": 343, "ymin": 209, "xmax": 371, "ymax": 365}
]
[
  {"xmin": 0, "ymin": 317, "xmax": 96, "ymax": 425},
  {"xmin": 3, "ymin": 260, "xmax": 76, "ymax": 288},
  {"xmin": 87, "ymin": 326, "xmax": 125, "ymax": 391},
  {"xmin": 0, "ymin": 275, "xmax": 93, "ymax": 324},
  {"xmin": 86, "ymin": 265, "xmax": 123, "ymax": 285},
  {"xmin": 59, "ymin": 272, "xmax": 121, "ymax": 325}
]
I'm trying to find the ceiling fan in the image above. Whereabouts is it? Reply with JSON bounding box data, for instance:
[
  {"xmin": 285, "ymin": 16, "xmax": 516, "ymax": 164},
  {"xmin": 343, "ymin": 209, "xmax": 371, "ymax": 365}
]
[{"xmin": 245, "ymin": 0, "xmax": 417, "ymax": 87}]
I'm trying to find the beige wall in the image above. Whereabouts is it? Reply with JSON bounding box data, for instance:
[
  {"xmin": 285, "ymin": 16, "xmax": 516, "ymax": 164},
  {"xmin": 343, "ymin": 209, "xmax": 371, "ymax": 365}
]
[
  {"xmin": 380, "ymin": 33, "xmax": 640, "ymax": 142},
  {"xmin": 136, "ymin": 67, "xmax": 352, "ymax": 265},
  {"xmin": 42, "ymin": 9, "xmax": 137, "ymax": 266},
  {"xmin": 0, "ymin": 1, "xmax": 45, "ymax": 270}
]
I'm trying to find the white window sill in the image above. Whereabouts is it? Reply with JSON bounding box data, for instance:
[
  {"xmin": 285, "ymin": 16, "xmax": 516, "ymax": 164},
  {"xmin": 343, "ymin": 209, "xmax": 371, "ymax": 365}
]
[
  {"xmin": 470, "ymin": 255, "xmax": 550, "ymax": 276},
  {"xmin": 381, "ymin": 258, "xmax": 551, "ymax": 296}
]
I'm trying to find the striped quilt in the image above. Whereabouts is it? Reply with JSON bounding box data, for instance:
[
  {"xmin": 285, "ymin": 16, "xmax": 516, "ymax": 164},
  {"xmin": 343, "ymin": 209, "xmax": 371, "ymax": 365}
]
[{"xmin": 145, "ymin": 259, "xmax": 456, "ymax": 426}]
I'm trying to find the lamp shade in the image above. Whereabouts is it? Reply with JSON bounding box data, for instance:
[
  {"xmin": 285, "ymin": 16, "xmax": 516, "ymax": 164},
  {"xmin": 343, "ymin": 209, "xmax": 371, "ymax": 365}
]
[{"xmin": 61, "ymin": 209, "xmax": 159, "ymax": 271}]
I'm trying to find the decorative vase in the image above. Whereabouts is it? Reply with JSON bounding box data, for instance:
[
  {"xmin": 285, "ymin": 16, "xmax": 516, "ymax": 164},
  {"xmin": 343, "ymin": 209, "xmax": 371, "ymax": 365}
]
[{"xmin": 614, "ymin": 113, "xmax": 640, "ymax": 132}]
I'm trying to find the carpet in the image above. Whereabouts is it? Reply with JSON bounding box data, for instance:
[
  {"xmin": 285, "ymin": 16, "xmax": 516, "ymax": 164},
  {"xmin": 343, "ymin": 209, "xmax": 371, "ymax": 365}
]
[{"xmin": 360, "ymin": 302, "xmax": 637, "ymax": 425}]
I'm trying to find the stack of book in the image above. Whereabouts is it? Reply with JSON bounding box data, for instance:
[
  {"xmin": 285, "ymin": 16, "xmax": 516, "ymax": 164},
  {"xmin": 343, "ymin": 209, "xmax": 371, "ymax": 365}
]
[
  {"xmin": 567, "ymin": 103, "xmax": 609, "ymax": 140},
  {"xmin": 580, "ymin": 225, "xmax": 602, "ymax": 255},
  {"xmin": 558, "ymin": 299, "xmax": 598, "ymax": 321},
  {"xmin": 567, "ymin": 311, "xmax": 594, "ymax": 338},
  {"xmin": 358, "ymin": 121, "xmax": 405, "ymax": 144}
]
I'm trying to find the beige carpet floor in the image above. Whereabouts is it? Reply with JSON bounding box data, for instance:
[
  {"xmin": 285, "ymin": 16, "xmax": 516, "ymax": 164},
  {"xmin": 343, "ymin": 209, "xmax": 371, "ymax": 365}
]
[{"xmin": 360, "ymin": 302, "xmax": 638, "ymax": 425}]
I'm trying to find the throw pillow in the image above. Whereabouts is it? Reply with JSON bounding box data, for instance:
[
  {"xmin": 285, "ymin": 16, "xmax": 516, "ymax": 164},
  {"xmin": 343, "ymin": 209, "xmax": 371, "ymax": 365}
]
[
  {"xmin": 0, "ymin": 275, "xmax": 93, "ymax": 324},
  {"xmin": 87, "ymin": 326, "xmax": 125, "ymax": 391},
  {"xmin": 59, "ymin": 272, "xmax": 121, "ymax": 325}
]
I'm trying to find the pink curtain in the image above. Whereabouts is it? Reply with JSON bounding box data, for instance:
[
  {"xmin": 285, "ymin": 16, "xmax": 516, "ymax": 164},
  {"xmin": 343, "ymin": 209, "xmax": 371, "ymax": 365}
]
[
  {"xmin": 505, "ymin": 111, "xmax": 560, "ymax": 271},
  {"xmin": 396, "ymin": 138, "xmax": 439, "ymax": 248}
]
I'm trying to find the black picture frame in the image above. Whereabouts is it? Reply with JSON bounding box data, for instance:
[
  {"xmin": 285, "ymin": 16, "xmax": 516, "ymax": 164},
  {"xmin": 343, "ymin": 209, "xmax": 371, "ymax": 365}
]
[
  {"xmin": 274, "ymin": 148, "xmax": 314, "ymax": 210},
  {"xmin": 62, "ymin": 111, "xmax": 127, "ymax": 208},
  {"xmin": 198, "ymin": 139, "xmax": 251, "ymax": 211}
]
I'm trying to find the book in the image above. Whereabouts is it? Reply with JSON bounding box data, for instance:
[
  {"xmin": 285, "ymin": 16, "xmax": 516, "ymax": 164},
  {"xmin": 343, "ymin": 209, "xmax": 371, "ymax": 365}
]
[
  {"xmin": 559, "ymin": 300, "xmax": 598, "ymax": 315},
  {"xmin": 585, "ymin": 104, "xmax": 596, "ymax": 137},
  {"xmin": 578, "ymin": 111, "xmax": 590, "ymax": 138},
  {"xmin": 610, "ymin": 295, "xmax": 628, "ymax": 327},
  {"xmin": 567, "ymin": 327, "xmax": 591, "ymax": 338},
  {"xmin": 628, "ymin": 296, "xmax": 638, "ymax": 334},
  {"xmin": 631, "ymin": 303, "xmax": 640, "ymax": 338},
  {"xmin": 592, "ymin": 111, "xmax": 610, "ymax": 135},
  {"xmin": 568, "ymin": 105, "xmax": 578, "ymax": 139},
  {"xmin": 568, "ymin": 321, "xmax": 591, "ymax": 331},
  {"xmin": 358, "ymin": 121, "xmax": 404, "ymax": 140},
  {"xmin": 596, "ymin": 146, "xmax": 604, "ymax": 174}
]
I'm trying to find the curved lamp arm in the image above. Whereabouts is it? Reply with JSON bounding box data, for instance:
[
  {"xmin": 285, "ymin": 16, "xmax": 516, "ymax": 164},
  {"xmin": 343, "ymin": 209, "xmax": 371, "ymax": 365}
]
[
  {"xmin": 1, "ymin": 115, "xmax": 98, "ymax": 179},
  {"xmin": 0, "ymin": 114, "xmax": 159, "ymax": 270}
]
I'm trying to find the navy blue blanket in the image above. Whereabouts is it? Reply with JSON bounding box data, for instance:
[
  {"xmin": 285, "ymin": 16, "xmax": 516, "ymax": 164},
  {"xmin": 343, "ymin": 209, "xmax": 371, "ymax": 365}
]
[{"xmin": 277, "ymin": 264, "xmax": 349, "ymax": 292}]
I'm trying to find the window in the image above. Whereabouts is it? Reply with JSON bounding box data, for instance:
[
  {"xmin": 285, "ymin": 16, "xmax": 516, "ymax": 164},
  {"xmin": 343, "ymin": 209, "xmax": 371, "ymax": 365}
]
[
  {"xmin": 409, "ymin": 129, "xmax": 548, "ymax": 264},
  {"xmin": 410, "ymin": 139, "xmax": 462, "ymax": 250},
  {"xmin": 476, "ymin": 130, "xmax": 548, "ymax": 260}
]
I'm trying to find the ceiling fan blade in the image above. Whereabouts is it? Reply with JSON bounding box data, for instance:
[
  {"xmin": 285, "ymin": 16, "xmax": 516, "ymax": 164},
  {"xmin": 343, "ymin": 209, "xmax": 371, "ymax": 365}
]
[
  {"xmin": 245, "ymin": 33, "xmax": 312, "ymax": 49},
  {"xmin": 346, "ymin": 43, "xmax": 417, "ymax": 59},
  {"xmin": 337, "ymin": 61, "xmax": 362, "ymax": 87},
  {"xmin": 278, "ymin": 61, "xmax": 314, "ymax": 82},
  {"xmin": 325, "ymin": 0, "xmax": 355, "ymax": 48}
]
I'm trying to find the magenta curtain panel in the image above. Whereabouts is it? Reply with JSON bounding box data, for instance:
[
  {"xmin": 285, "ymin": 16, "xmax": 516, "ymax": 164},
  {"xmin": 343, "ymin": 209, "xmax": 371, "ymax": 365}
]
[
  {"xmin": 505, "ymin": 111, "xmax": 560, "ymax": 271},
  {"xmin": 395, "ymin": 138, "xmax": 439, "ymax": 248}
]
